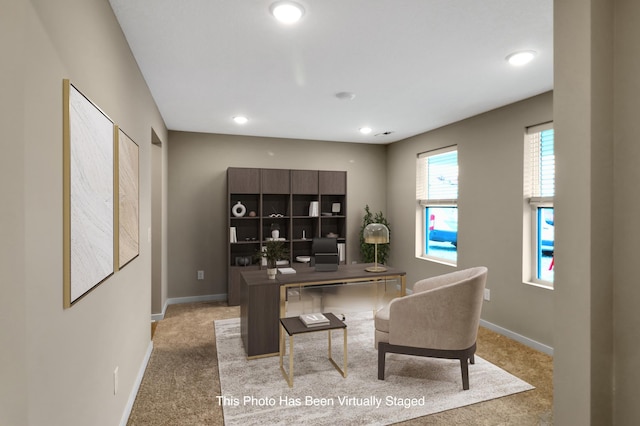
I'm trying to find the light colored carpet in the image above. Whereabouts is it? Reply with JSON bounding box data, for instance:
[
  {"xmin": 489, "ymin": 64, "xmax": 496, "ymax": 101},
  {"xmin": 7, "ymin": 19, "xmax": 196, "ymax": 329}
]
[{"xmin": 215, "ymin": 311, "xmax": 534, "ymax": 426}]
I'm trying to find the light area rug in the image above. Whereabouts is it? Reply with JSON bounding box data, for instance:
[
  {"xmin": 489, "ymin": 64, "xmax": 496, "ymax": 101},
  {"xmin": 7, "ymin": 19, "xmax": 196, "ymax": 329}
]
[{"xmin": 215, "ymin": 311, "xmax": 534, "ymax": 426}]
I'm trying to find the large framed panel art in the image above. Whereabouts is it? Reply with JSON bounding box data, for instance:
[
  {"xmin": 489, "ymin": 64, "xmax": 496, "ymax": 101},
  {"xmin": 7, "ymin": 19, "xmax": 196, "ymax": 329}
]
[
  {"xmin": 63, "ymin": 80, "xmax": 114, "ymax": 308},
  {"xmin": 115, "ymin": 127, "xmax": 139, "ymax": 269}
]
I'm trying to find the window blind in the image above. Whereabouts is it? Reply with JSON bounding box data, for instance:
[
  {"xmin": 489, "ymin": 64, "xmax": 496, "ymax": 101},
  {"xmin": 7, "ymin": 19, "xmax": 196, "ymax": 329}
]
[
  {"xmin": 417, "ymin": 147, "xmax": 458, "ymax": 205},
  {"xmin": 525, "ymin": 123, "xmax": 554, "ymax": 204}
]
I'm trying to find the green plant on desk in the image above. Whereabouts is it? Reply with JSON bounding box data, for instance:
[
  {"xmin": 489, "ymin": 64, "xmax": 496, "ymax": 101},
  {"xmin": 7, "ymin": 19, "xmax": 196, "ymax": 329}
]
[{"xmin": 256, "ymin": 240, "xmax": 289, "ymax": 269}]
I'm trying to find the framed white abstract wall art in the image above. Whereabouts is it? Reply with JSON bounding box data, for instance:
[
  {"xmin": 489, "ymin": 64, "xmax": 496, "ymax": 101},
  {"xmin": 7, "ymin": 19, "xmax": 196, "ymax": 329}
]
[
  {"xmin": 63, "ymin": 79, "xmax": 114, "ymax": 308},
  {"xmin": 115, "ymin": 127, "xmax": 139, "ymax": 270}
]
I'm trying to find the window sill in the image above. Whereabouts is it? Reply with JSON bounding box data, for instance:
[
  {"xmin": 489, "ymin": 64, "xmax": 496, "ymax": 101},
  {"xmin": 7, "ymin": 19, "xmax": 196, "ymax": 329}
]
[
  {"xmin": 523, "ymin": 280, "xmax": 554, "ymax": 290},
  {"xmin": 416, "ymin": 255, "xmax": 457, "ymax": 268}
]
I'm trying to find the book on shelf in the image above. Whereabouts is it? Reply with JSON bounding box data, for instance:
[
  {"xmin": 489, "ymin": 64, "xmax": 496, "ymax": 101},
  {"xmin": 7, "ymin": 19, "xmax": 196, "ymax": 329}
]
[
  {"xmin": 277, "ymin": 267, "xmax": 296, "ymax": 274},
  {"xmin": 299, "ymin": 313, "xmax": 330, "ymax": 327}
]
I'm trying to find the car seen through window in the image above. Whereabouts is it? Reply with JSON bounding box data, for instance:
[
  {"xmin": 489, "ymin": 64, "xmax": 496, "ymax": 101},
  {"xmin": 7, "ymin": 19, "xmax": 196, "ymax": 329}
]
[{"xmin": 425, "ymin": 206, "xmax": 457, "ymax": 262}]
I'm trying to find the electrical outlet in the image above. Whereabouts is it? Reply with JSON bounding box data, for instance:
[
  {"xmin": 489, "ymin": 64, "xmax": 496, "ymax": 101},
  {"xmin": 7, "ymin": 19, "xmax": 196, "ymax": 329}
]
[
  {"xmin": 113, "ymin": 366, "xmax": 119, "ymax": 395},
  {"xmin": 484, "ymin": 289, "xmax": 491, "ymax": 301},
  {"xmin": 197, "ymin": 270, "xmax": 204, "ymax": 280}
]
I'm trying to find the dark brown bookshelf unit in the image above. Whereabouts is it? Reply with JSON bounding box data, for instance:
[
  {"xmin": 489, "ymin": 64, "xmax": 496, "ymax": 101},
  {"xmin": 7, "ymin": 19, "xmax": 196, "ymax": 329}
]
[{"xmin": 227, "ymin": 168, "xmax": 347, "ymax": 305}]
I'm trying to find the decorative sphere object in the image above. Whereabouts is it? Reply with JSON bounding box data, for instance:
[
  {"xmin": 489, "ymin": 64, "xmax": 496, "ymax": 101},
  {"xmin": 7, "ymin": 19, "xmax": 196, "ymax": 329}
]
[
  {"xmin": 248, "ymin": 211, "xmax": 256, "ymax": 217},
  {"xmin": 235, "ymin": 256, "xmax": 251, "ymax": 266}
]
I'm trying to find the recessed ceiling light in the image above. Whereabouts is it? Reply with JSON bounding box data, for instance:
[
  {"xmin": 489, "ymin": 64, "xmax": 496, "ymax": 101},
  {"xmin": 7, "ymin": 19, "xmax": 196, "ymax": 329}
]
[
  {"xmin": 270, "ymin": 1, "xmax": 305, "ymax": 24},
  {"xmin": 506, "ymin": 50, "xmax": 536, "ymax": 66},
  {"xmin": 359, "ymin": 127, "xmax": 372, "ymax": 135},
  {"xmin": 233, "ymin": 116, "xmax": 248, "ymax": 124}
]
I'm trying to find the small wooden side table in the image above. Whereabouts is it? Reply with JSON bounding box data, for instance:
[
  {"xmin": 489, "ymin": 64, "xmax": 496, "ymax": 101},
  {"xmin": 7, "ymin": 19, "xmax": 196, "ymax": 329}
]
[{"xmin": 279, "ymin": 312, "xmax": 347, "ymax": 387}]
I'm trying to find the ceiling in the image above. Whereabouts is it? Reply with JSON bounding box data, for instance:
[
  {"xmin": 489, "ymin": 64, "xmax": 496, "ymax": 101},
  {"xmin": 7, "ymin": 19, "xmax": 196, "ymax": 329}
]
[{"xmin": 108, "ymin": 0, "xmax": 553, "ymax": 144}]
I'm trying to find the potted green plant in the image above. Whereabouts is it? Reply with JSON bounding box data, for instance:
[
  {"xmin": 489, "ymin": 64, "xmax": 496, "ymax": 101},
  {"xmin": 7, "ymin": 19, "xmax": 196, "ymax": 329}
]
[
  {"xmin": 256, "ymin": 240, "xmax": 289, "ymax": 279},
  {"xmin": 360, "ymin": 205, "xmax": 391, "ymax": 265}
]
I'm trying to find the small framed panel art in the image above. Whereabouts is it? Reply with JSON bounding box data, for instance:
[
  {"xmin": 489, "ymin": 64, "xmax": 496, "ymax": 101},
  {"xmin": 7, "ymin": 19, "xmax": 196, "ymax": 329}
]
[
  {"xmin": 115, "ymin": 127, "xmax": 140, "ymax": 270},
  {"xmin": 63, "ymin": 80, "xmax": 115, "ymax": 308}
]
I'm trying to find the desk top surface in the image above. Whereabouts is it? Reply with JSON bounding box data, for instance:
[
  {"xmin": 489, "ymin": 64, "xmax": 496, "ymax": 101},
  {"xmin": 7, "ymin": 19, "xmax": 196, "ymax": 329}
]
[{"xmin": 240, "ymin": 263, "xmax": 405, "ymax": 287}]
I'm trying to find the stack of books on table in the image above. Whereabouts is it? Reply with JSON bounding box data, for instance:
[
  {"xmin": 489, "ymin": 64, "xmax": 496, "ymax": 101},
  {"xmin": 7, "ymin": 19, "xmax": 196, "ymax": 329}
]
[{"xmin": 299, "ymin": 313, "xmax": 330, "ymax": 327}]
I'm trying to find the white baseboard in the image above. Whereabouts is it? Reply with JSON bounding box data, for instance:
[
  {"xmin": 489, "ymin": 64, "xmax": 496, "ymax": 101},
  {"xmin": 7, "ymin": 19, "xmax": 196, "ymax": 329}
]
[
  {"xmin": 151, "ymin": 293, "xmax": 228, "ymax": 321},
  {"xmin": 480, "ymin": 319, "xmax": 554, "ymax": 356},
  {"xmin": 120, "ymin": 340, "xmax": 153, "ymax": 426}
]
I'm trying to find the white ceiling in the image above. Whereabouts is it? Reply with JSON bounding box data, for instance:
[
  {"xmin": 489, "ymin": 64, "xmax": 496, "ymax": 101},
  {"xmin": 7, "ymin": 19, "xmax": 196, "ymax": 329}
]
[{"xmin": 108, "ymin": 0, "xmax": 553, "ymax": 144}]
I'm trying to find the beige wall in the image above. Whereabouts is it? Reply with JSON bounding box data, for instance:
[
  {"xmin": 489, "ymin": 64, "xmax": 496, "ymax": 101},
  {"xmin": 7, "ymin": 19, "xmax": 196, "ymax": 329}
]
[
  {"xmin": 613, "ymin": 0, "xmax": 640, "ymax": 422},
  {"xmin": 0, "ymin": 1, "xmax": 168, "ymax": 425},
  {"xmin": 166, "ymin": 131, "xmax": 387, "ymax": 300},
  {"xmin": 554, "ymin": 0, "xmax": 640, "ymax": 423},
  {"xmin": 151, "ymin": 139, "xmax": 167, "ymax": 315},
  {"xmin": 386, "ymin": 92, "xmax": 555, "ymax": 348},
  {"xmin": 0, "ymin": 2, "xmax": 28, "ymax": 424},
  {"xmin": 553, "ymin": 0, "xmax": 608, "ymax": 423}
]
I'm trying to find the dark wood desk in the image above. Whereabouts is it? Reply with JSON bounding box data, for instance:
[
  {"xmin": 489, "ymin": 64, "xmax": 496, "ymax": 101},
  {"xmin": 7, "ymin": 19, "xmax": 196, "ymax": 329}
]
[{"xmin": 240, "ymin": 263, "xmax": 406, "ymax": 358}]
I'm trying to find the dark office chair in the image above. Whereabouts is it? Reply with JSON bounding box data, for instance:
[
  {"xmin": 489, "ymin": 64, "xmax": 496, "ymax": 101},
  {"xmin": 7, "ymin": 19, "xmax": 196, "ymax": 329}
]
[{"xmin": 311, "ymin": 237, "xmax": 339, "ymax": 272}]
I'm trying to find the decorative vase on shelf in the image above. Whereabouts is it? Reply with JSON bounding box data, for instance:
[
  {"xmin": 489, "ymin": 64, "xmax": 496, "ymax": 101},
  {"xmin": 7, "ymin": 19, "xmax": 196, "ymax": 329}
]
[
  {"xmin": 309, "ymin": 201, "xmax": 319, "ymax": 217},
  {"xmin": 270, "ymin": 222, "xmax": 280, "ymax": 239},
  {"xmin": 232, "ymin": 201, "xmax": 246, "ymax": 217}
]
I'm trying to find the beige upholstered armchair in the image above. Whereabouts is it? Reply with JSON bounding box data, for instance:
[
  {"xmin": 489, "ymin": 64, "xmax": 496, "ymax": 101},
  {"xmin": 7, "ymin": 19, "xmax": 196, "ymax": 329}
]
[{"xmin": 375, "ymin": 266, "xmax": 488, "ymax": 390}]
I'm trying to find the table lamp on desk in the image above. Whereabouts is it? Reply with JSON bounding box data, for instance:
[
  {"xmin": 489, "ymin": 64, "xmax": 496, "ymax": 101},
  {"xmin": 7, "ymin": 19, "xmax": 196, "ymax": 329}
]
[{"xmin": 363, "ymin": 223, "xmax": 389, "ymax": 272}]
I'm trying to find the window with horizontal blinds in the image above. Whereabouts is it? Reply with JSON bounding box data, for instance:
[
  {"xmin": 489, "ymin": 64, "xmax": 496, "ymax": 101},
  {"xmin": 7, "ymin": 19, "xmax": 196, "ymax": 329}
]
[
  {"xmin": 525, "ymin": 123, "xmax": 554, "ymax": 204},
  {"xmin": 416, "ymin": 147, "xmax": 458, "ymax": 205},
  {"xmin": 523, "ymin": 122, "xmax": 554, "ymax": 285},
  {"xmin": 416, "ymin": 146, "xmax": 458, "ymax": 264}
]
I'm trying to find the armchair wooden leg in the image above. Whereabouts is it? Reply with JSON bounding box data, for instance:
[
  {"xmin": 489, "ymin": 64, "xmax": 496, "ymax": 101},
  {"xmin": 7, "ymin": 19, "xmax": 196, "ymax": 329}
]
[
  {"xmin": 460, "ymin": 358, "xmax": 470, "ymax": 390},
  {"xmin": 470, "ymin": 354, "xmax": 475, "ymax": 365},
  {"xmin": 377, "ymin": 342, "xmax": 476, "ymax": 389},
  {"xmin": 378, "ymin": 343, "xmax": 387, "ymax": 380}
]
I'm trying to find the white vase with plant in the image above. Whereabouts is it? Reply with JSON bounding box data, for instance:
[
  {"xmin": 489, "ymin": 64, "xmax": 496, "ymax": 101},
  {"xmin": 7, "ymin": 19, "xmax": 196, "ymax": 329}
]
[{"xmin": 256, "ymin": 240, "xmax": 289, "ymax": 280}]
